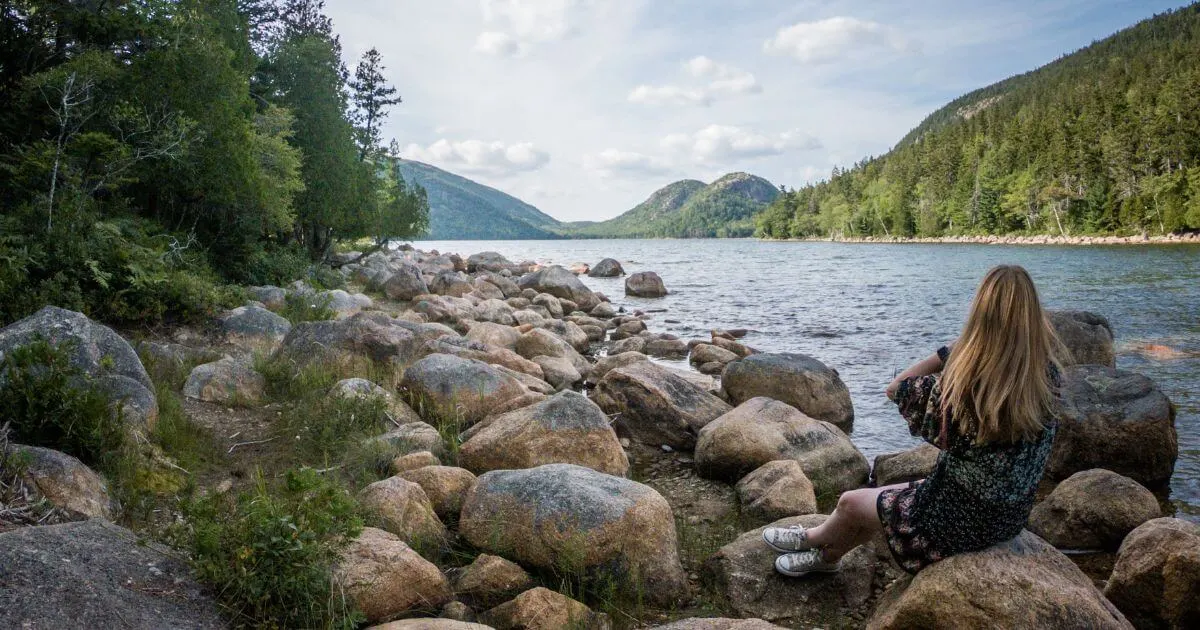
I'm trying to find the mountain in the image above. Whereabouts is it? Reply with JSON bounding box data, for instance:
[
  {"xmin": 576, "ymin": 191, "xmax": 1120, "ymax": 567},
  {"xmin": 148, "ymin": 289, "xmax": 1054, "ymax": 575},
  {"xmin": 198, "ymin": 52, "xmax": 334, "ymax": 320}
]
[
  {"xmin": 756, "ymin": 4, "xmax": 1200, "ymax": 239},
  {"xmin": 571, "ymin": 173, "xmax": 780, "ymax": 238},
  {"xmin": 393, "ymin": 159, "xmax": 563, "ymax": 240}
]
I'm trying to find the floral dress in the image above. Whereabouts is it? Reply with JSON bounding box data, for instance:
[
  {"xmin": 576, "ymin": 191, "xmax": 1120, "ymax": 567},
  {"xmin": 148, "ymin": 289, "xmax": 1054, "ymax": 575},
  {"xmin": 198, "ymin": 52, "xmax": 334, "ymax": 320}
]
[{"xmin": 876, "ymin": 346, "xmax": 1060, "ymax": 573}]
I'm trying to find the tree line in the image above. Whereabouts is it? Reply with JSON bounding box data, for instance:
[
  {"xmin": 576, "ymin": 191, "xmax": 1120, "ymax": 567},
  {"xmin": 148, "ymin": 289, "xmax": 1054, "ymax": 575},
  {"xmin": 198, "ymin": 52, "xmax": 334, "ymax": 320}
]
[
  {"xmin": 756, "ymin": 5, "xmax": 1200, "ymax": 240},
  {"xmin": 0, "ymin": 0, "xmax": 428, "ymax": 324}
]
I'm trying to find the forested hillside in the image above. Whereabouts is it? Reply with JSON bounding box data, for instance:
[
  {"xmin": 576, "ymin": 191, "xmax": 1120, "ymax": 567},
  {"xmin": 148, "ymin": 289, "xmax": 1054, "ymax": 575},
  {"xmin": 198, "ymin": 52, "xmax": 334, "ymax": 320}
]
[
  {"xmin": 756, "ymin": 4, "xmax": 1200, "ymax": 239},
  {"xmin": 573, "ymin": 173, "xmax": 779, "ymax": 238},
  {"xmin": 393, "ymin": 159, "xmax": 563, "ymax": 240},
  {"xmin": 0, "ymin": 0, "xmax": 427, "ymax": 325}
]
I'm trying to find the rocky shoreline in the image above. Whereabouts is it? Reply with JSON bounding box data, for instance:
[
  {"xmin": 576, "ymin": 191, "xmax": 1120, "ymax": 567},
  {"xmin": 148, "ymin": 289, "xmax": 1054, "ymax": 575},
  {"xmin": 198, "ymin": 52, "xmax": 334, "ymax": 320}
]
[
  {"xmin": 778, "ymin": 232, "xmax": 1200, "ymax": 246},
  {"xmin": 0, "ymin": 245, "xmax": 1193, "ymax": 629}
]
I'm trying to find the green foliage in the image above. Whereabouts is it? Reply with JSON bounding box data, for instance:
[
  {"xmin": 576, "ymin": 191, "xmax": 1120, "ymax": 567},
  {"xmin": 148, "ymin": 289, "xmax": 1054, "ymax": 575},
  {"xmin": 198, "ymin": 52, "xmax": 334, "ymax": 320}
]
[
  {"xmin": 279, "ymin": 291, "xmax": 337, "ymax": 324},
  {"xmin": 0, "ymin": 339, "xmax": 126, "ymax": 470},
  {"xmin": 757, "ymin": 6, "xmax": 1200, "ymax": 239},
  {"xmin": 184, "ymin": 468, "xmax": 364, "ymax": 629}
]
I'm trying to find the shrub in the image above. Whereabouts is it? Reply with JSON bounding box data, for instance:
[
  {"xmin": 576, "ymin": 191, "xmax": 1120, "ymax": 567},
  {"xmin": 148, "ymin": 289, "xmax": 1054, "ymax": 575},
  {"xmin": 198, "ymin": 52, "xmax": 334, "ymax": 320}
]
[
  {"xmin": 0, "ymin": 338, "xmax": 126, "ymax": 470},
  {"xmin": 184, "ymin": 468, "xmax": 364, "ymax": 629},
  {"xmin": 279, "ymin": 291, "xmax": 337, "ymax": 324}
]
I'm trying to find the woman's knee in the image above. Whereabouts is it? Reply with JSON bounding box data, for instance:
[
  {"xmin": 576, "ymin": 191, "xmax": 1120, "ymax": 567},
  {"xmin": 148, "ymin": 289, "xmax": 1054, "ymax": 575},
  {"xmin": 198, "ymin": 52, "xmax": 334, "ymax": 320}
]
[{"xmin": 836, "ymin": 488, "xmax": 875, "ymax": 518}]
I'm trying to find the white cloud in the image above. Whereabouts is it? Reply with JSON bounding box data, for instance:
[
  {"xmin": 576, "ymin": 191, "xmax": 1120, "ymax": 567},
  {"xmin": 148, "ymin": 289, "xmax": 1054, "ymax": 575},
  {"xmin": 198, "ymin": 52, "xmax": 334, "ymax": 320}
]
[
  {"xmin": 764, "ymin": 17, "xmax": 916, "ymax": 64},
  {"xmin": 474, "ymin": 31, "xmax": 520, "ymax": 57},
  {"xmin": 585, "ymin": 148, "xmax": 673, "ymax": 177},
  {"xmin": 628, "ymin": 55, "xmax": 760, "ymax": 107},
  {"xmin": 628, "ymin": 84, "xmax": 712, "ymax": 107},
  {"xmin": 476, "ymin": 0, "xmax": 586, "ymax": 55},
  {"xmin": 663, "ymin": 125, "xmax": 821, "ymax": 163},
  {"xmin": 402, "ymin": 139, "xmax": 551, "ymax": 176}
]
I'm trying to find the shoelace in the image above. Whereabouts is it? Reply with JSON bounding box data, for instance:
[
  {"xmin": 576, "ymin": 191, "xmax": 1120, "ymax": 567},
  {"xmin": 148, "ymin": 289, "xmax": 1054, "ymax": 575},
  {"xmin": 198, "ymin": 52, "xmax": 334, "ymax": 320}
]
[
  {"xmin": 781, "ymin": 549, "xmax": 823, "ymax": 570},
  {"xmin": 773, "ymin": 526, "xmax": 807, "ymax": 546}
]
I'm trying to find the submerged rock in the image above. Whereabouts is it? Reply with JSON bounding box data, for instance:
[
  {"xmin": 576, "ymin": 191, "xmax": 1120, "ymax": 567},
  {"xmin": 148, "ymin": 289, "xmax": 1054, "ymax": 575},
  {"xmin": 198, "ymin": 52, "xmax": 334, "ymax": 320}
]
[
  {"xmin": 1049, "ymin": 310, "xmax": 1116, "ymax": 367},
  {"xmin": 1050, "ymin": 365, "xmax": 1177, "ymax": 487},
  {"xmin": 867, "ymin": 531, "xmax": 1131, "ymax": 629},
  {"xmin": 1028, "ymin": 468, "xmax": 1160, "ymax": 550},
  {"xmin": 721, "ymin": 353, "xmax": 854, "ymax": 430},
  {"xmin": 625, "ymin": 271, "xmax": 668, "ymax": 297},
  {"xmin": 589, "ymin": 258, "xmax": 625, "ymax": 277},
  {"xmin": 459, "ymin": 464, "xmax": 688, "ymax": 606}
]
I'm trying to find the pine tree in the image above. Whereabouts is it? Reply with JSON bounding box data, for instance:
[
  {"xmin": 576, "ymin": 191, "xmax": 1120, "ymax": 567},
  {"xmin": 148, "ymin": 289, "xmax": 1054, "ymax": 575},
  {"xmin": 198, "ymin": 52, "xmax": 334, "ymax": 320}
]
[{"xmin": 350, "ymin": 48, "xmax": 402, "ymax": 162}]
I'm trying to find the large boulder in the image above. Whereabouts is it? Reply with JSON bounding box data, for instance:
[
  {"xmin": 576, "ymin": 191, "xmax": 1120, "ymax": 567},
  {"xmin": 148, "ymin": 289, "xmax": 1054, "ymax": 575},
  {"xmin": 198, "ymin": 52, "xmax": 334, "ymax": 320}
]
[
  {"xmin": 704, "ymin": 514, "xmax": 880, "ymax": 626},
  {"xmin": 866, "ymin": 531, "xmax": 1131, "ymax": 629},
  {"xmin": 459, "ymin": 391, "xmax": 628, "ymax": 476},
  {"xmin": 318, "ymin": 289, "xmax": 372, "ymax": 319},
  {"xmin": 0, "ymin": 520, "xmax": 224, "ymax": 629},
  {"xmin": 400, "ymin": 354, "xmax": 543, "ymax": 427},
  {"xmin": 3, "ymin": 444, "xmax": 114, "ymax": 520},
  {"xmin": 472, "ymin": 299, "xmax": 516, "ymax": 326},
  {"xmin": 330, "ymin": 378, "xmax": 423, "ymax": 426},
  {"xmin": 429, "ymin": 272, "xmax": 474, "ymax": 297},
  {"xmin": 216, "ymin": 304, "xmax": 291, "ymax": 351},
  {"xmin": 592, "ymin": 361, "xmax": 732, "ymax": 451},
  {"xmin": 453, "ymin": 553, "xmax": 534, "ymax": 610},
  {"xmin": 586, "ymin": 351, "xmax": 648, "ymax": 386},
  {"xmin": 467, "ymin": 251, "xmax": 515, "ymax": 273},
  {"xmin": 1104, "ymin": 518, "xmax": 1200, "ymax": 630},
  {"xmin": 735, "ymin": 460, "xmax": 818, "ymax": 526},
  {"xmin": 871, "ymin": 443, "xmax": 939, "ymax": 486},
  {"xmin": 372, "ymin": 421, "xmax": 446, "ymax": 457},
  {"xmin": 384, "ymin": 263, "xmax": 431, "ymax": 301},
  {"xmin": 275, "ymin": 312, "xmax": 439, "ymax": 378},
  {"xmin": 0, "ymin": 306, "xmax": 157, "ymax": 431},
  {"xmin": 334, "ymin": 527, "xmax": 453, "ymax": 625},
  {"xmin": 1049, "ymin": 310, "xmax": 1116, "ymax": 367},
  {"xmin": 368, "ymin": 621, "xmax": 490, "ymax": 630},
  {"xmin": 516, "ymin": 266, "xmax": 600, "ymax": 311},
  {"xmin": 514, "ymin": 328, "xmax": 589, "ymax": 376},
  {"xmin": 1028, "ymin": 469, "xmax": 1160, "ymax": 551},
  {"xmin": 625, "ymin": 271, "xmax": 667, "ymax": 297},
  {"xmin": 1049, "ymin": 365, "xmax": 1177, "ymax": 487},
  {"xmin": 182, "ymin": 357, "xmax": 265, "ymax": 405},
  {"xmin": 358, "ymin": 476, "xmax": 447, "ymax": 552},
  {"xmin": 480, "ymin": 587, "xmax": 611, "ymax": 630},
  {"xmin": 466, "ymin": 321, "xmax": 522, "ymax": 350},
  {"xmin": 530, "ymin": 355, "xmax": 580, "ymax": 390},
  {"xmin": 721, "ymin": 353, "xmax": 854, "ymax": 430},
  {"xmin": 589, "ymin": 258, "xmax": 625, "ymax": 277},
  {"xmin": 247, "ymin": 285, "xmax": 286, "ymax": 310},
  {"xmin": 418, "ymin": 337, "xmax": 544, "ymax": 381},
  {"xmin": 459, "ymin": 464, "xmax": 688, "ymax": 606},
  {"xmin": 690, "ymin": 343, "xmax": 739, "ymax": 375},
  {"xmin": 695, "ymin": 397, "xmax": 869, "ymax": 498},
  {"xmin": 396, "ymin": 466, "xmax": 477, "ymax": 522}
]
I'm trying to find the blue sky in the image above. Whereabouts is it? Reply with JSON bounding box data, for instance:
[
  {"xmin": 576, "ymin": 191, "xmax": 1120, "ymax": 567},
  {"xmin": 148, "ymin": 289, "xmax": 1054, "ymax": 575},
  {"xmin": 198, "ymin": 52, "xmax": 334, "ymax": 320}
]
[{"xmin": 326, "ymin": 0, "xmax": 1190, "ymax": 222}]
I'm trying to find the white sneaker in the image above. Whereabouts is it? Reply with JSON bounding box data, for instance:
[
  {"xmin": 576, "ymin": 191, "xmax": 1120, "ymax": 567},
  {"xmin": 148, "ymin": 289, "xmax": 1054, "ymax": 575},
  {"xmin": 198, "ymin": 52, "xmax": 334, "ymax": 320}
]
[
  {"xmin": 775, "ymin": 550, "xmax": 840, "ymax": 577},
  {"xmin": 762, "ymin": 525, "xmax": 813, "ymax": 553}
]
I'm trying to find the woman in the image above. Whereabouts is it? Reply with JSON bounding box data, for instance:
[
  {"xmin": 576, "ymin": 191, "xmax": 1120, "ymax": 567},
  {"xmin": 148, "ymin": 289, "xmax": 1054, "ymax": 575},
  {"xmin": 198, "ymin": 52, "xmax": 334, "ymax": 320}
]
[{"xmin": 762, "ymin": 264, "xmax": 1063, "ymax": 576}]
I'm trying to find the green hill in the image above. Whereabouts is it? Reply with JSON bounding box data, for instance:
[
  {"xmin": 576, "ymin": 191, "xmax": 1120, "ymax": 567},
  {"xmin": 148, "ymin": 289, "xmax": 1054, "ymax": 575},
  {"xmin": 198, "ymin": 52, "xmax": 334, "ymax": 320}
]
[
  {"xmin": 572, "ymin": 173, "xmax": 779, "ymax": 238},
  {"xmin": 757, "ymin": 4, "xmax": 1200, "ymax": 239},
  {"xmin": 393, "ymin": 159, "xmax": 563, "ymax": 240}
]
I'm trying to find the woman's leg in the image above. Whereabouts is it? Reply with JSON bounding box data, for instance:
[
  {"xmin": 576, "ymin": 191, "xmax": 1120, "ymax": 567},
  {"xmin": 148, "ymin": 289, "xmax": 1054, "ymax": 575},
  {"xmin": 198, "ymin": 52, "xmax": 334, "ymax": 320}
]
[{"xmin": 805, "ymin": 482, "xmax": 912, "ymax": 562}]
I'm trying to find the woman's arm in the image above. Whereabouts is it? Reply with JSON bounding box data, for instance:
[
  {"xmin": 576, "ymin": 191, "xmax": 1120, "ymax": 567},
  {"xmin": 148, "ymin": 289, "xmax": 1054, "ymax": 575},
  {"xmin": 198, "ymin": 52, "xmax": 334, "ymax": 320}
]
[{"xmin": 886, "ymin": 343, "xmax": 954, "ymax": 401}]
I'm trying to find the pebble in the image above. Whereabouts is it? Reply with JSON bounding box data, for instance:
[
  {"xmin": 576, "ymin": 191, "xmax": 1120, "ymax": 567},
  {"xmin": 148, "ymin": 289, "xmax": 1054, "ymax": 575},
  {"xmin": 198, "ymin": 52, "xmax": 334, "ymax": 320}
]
[{"xmin": 661, "ymin": 444, "xmax": 673, "ymax": 453}]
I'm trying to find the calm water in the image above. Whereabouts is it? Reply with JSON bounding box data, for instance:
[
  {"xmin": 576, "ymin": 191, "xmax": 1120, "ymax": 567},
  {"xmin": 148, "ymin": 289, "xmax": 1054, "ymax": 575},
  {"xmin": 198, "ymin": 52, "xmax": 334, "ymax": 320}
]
[{"xmin": 418, "ymin": 239, "xmax": 1200, "ymax": 521}]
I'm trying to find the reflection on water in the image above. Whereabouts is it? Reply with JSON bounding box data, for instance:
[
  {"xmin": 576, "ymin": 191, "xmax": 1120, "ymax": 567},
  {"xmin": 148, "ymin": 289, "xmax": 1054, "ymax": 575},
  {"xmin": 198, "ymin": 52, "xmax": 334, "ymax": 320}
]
[{"xmin": 417, "ymin": 239, "xmax": 1200, "ymax": 521}]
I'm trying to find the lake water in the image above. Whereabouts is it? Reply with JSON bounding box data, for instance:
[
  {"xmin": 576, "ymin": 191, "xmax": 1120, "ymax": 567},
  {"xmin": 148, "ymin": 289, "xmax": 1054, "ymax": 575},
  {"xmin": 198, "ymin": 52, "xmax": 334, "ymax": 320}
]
[{"xmin": 417, "ymin": 239, "xmax": 1200, "ymax": 521}]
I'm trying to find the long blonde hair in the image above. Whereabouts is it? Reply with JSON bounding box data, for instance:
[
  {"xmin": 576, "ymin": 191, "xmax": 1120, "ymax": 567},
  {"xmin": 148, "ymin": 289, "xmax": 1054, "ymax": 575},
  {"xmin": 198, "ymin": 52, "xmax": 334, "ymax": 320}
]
[{"xmin": 941, "ymin": 265, "xmax": 1062, "ymax": 444}]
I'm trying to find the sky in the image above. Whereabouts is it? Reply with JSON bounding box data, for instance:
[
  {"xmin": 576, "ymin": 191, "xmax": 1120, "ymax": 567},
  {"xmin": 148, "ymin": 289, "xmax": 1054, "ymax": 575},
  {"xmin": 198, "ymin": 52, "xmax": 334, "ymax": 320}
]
[{"xmin": 325, "ymin": 0, "xmax": 1190, "ymax": 223}]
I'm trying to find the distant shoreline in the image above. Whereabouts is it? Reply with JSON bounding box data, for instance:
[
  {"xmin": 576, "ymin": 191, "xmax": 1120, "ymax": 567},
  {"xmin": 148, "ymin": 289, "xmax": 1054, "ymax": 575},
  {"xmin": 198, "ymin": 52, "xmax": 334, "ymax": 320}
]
[{"xmin": 770, "ymin": 233, "xmax": 1200, "ymax": 246}]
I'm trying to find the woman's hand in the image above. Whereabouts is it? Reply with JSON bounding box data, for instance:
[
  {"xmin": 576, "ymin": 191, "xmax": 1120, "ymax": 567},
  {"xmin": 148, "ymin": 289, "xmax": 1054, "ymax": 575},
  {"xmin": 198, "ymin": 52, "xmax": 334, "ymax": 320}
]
[{"xmin": 886, "ymin": 377, "xmax": 902, "ymax": 401}]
